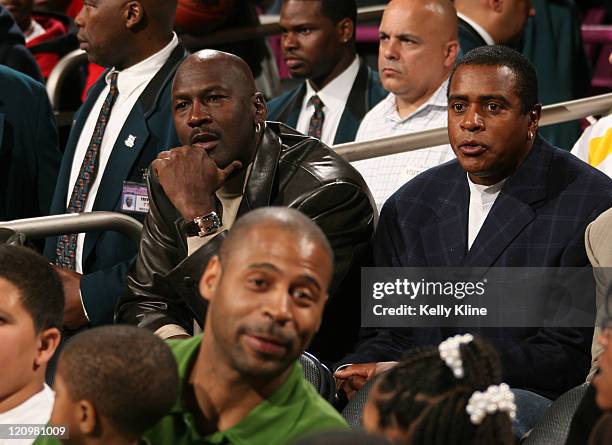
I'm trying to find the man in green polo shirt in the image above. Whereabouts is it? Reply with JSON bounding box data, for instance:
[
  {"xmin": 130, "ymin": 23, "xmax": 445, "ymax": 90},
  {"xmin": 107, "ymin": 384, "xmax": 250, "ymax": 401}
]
[
  {"xmin": 34, "ymin": 208, "xmax": 346, "ymax": 445},
  {"xmin": 143, "ymin": 207, "xmax": 347, "ymax": 444}
]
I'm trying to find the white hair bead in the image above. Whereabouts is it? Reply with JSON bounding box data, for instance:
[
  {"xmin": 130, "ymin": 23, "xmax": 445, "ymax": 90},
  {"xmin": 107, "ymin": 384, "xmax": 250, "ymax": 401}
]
[
  {"xmin": 466, "ymin": 384, "xmax": 517, "ymax": 426},
  {"xmin": 438, "ymin": 333, "xmax": 474, "ymax": 379}
]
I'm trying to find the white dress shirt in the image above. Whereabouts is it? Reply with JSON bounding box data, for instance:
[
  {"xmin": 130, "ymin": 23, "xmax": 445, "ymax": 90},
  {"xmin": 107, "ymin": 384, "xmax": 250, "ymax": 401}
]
[
  {"xmin": 467, "ymin": 175, "xmax": 506, "ymax": 250},
  {"xmin": 295, "ymin": 56, "xmax": 360, "ymax": 145},
  {"xmin": 66, "ymin": 33, "xmax": 179, "ymax": 276},
  {"xmin": 0, "ymin": 384, "xmax": 54, "ymax": 445},
  {"xmin": 352, "ymin": 79, "xmax": 455, "ymax": 211},
  {"xmin": 457, "ymin": 12, "xmax": 496, "ymax": 46}
]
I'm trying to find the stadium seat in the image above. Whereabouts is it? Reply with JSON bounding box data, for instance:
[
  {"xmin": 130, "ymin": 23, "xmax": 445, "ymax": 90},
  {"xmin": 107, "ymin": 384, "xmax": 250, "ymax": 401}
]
[
  {"xmin": 522, "ymin": 383, "xmax": 589, "ymax": 445},
  {"xmin": 340, "ymin": 377, "xmax": 379, "ymax": 430},
  {"xmin": 299, "ymin": 351, "xmax": 336, "ymax": 404},
  {"xmin": 0, "ymin": 228, "xmax": 24, "ymax": 246}
]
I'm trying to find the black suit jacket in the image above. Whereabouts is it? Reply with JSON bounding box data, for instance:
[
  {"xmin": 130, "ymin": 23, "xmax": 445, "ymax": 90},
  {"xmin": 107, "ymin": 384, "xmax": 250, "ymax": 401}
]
[
  {"xmin": 117, "ymin": 122, "xmax": 377, "ymax": 362},
  {"xmin": 458, "ymin": 17, "xmax": 488, "ymax": 55},
  {"xmin": 342, "ymin": 137, "xmax": 612, "ymax": 399},
  {"xmin": 44, "ymin": 45, "xmax": 186, "ymax": 326},
  {"xmin": 0, "ymin": 65, "xmax": 60, "ymax": 221},
  {"xmin": 266, "ymin": 60, "xmax": 388, "ymax": 144}
]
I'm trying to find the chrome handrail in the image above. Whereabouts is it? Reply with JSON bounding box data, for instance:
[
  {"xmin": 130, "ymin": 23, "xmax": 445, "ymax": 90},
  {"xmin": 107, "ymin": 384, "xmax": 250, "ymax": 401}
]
[
  {"xmin": 46, "ymin": 48, "xmax": 88, "ymax": 111},
  {"xmin": 334, "ymin": 92, "xmax": 612, "ymax": 161},
  {"xmin": 0, "ymin": 212, "xmax": 143, "ymax": 245}
]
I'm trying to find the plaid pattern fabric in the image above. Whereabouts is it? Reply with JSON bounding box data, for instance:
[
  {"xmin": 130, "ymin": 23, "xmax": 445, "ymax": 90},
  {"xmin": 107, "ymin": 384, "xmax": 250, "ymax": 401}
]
[
  {"xmin": 307, "ymin": 95, "xmax": 325, "ymax": 139},
  {"xmin": 56, "ymin": 72, "xmax": 119, "ymax": 270},
  {"xmin": 342, "ymin": 138, "xmax": 612, "ymax": 398}
]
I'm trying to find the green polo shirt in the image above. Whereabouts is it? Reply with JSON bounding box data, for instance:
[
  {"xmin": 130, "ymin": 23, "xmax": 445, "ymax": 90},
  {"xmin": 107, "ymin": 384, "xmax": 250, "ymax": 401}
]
[{"xmin": 143, "ymin": 335, "xmax": 348, "ymax": 445}]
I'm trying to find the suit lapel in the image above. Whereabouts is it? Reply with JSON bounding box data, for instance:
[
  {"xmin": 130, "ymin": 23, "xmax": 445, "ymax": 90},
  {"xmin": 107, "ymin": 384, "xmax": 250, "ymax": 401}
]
[
  {"xmin": 274, "ymin": 84, "xmax": 305, "ymax": 128},
  {"xmin": 424, "ymin": 167, "xmax": 470, "ymax": 266},
  {"xmin": 83, "ymin": 106, "xmax": 149, "ymax": 261},
  {"xmin": 458, "ymin": 17, "xmax": 488, "ymax": 51},
  {"xmin": 82, "ymin": 45, "xmax": 186, "ymax": 261},
  {"xmin": 236, "ymin": 124, "xmax": 282, "ymax": 216},
  {"xmin": 463, "ymin": 139, "xmax": 549, "ymax": 267},
  {"xmin": 334, "ymin": 60, "xmax": 369, "ymax": 144}
]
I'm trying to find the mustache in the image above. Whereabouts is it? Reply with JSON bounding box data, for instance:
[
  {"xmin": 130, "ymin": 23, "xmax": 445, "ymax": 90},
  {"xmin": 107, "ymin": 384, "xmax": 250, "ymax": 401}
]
[
  {"xmin": 190, "ymin": 128, "xmax": 220, "ymax": 139},
  {"xmin": 238, "ymin": 322, "xmax": 294, "ymax": 347}
]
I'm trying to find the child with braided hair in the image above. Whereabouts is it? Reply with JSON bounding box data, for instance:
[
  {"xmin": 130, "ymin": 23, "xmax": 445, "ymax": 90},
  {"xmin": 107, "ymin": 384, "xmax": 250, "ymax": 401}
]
[{"xmin": 362, "ymin": 334, "xmax": 517, "ymax": 445}]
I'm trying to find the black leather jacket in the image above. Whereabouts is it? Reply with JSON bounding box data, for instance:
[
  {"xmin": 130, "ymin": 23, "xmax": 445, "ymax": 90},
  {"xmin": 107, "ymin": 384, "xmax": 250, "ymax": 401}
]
[{"xmin": 116, "ymin": 122, "xmax": 377, "ymax": 362}]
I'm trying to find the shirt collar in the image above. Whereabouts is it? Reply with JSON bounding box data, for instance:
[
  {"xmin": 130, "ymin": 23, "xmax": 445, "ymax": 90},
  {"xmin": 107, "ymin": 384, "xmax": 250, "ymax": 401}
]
[
  {"xmin": 169, "ymin": 335, "xmax": 307, "ymax": 443},
  {"xmin": 457, "ymin": 12, "xmax": 496, "ymax": 46},
  {"xmin": 467, "ymin": 174, "xmax": 507, "ymax": 204},
  {"xmin": 106, "ymin": 32, "xmax": 179, "ymax": 97},
  {"xmin": 303, "ymin": 56, "xmax": 360, "ymax": 111},
  {"xmin": 387, "ymin": 77, "xmax": 449, "ymax": 123}
]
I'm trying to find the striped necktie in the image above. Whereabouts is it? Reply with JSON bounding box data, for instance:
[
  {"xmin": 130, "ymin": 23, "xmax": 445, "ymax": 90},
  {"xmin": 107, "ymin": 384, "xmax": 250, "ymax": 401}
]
[
  {"xmin": 56, "ymin": 72, "xmax": 120, "ymax": 270},
  {"xmin": 307, "ymin": 95, "xmax": 325, "ymax": 140}
]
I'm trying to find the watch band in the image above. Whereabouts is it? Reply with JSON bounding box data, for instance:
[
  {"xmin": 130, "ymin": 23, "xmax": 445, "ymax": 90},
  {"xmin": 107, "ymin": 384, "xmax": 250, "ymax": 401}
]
[{"xmin": 184, "ymin": 211, "xmax": 222, "ymax": 237}]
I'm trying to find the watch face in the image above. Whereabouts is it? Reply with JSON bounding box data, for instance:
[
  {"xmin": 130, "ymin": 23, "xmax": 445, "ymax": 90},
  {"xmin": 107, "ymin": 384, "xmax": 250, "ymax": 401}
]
[{"xmin": 195, "ymin": 212, "xmax": 222, "ymax": 237}]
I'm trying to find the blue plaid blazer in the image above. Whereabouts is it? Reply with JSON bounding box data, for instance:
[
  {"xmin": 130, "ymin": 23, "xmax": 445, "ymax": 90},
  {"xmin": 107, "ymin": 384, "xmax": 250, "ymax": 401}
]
[{"xmin": 343, "ymin": 136, "xmax": 612, "ymax": 399}]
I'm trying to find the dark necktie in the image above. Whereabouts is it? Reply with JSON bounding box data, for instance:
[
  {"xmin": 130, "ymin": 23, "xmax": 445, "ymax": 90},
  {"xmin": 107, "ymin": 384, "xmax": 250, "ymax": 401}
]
[
  {"xmin": 307, "ymin": 95, "xmax": 325, "ymax": 140},
  {"xmin": 56, "ymin": 72, "xmax": 120, "ymax": 270}
]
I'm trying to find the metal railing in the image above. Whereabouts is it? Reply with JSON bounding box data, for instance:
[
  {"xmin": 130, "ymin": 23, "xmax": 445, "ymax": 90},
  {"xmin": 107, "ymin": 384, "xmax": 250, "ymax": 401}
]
[
  {"xmin": 46, "ymin": 48, "xmax": 88, "ymax": 127},
  {"xmin": 0, "ymin": 212, "xmax": 143, "ymax": 245},
  {"xmin": 5, "ymin": 91, "xmax": 611, "ymax": 242},
  {"xmin": 334, "ymin": 92, "xmax": 612, "ymax": 162},
  {"xmin": 32, "ymin": 3, "xmax": 612, "ymax": 244}
]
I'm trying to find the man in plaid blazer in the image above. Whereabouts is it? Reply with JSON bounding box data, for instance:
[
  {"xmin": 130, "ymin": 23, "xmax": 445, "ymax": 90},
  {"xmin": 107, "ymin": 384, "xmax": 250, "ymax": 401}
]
[{"xmin": 336, "ymin": 47, "xmax": 612, "ymax": 407}]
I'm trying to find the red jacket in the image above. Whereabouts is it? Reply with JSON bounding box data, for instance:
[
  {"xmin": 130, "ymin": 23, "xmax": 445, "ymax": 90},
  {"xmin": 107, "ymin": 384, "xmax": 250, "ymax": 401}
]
[{"xmin": 26, "ymin": 14, "xmax": 73, "ymax": 78}]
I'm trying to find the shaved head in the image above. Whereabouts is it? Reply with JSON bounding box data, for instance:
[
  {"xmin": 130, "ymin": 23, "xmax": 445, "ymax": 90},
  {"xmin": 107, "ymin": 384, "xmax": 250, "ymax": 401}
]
[
  {"xmin": 198, "ymin": 207, "xmax": 334, "ymax": 380},
  {"xmin": 74, "ymin": 0, "xmax": 176, "ymax": 69},
  {"xmin": 175, "ymin": 50, "xmax": 257, "ymax": 98},
  {"xmin": 379, "ymin": 0, "xmax": 459, "ymax": 113},
  {"xmin": 171, "ymin": 50, "xmax": 267, "ymax": 169},
  {"xmin": 219, "ymin": 207, "xmax": 334, "ymax": 265},
  {"xmin": 387, "ymin": 0, "xmax": 457, "ymax": 41}
]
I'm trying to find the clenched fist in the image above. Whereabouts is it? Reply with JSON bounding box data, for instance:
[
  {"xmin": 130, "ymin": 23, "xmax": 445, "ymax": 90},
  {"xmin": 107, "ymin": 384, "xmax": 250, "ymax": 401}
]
[{"xmin": 152, "ymin": 146, "xmax": 242, "ymax": 220}]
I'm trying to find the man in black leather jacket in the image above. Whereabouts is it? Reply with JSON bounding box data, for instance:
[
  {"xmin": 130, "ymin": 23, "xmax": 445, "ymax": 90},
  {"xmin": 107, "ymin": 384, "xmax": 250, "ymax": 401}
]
[{"xmin": 116, "ymin": 50, "xmax": 376, "ymax": 363}]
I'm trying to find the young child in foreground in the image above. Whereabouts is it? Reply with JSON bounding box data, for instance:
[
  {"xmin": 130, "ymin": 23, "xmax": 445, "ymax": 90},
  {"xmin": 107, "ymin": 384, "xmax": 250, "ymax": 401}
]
[
  {"xmin": 35, "ymin": 325, "xmax": 179, "ymax": 445},
  {"xmin": 363, "ymin": 334, "xmax": 517, "ymax": 444}
]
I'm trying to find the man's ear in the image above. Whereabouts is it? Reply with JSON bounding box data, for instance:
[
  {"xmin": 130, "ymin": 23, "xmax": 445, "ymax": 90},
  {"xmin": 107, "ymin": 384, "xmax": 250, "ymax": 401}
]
[
  {"xmin": 253, "ymin": 92, "xmax": 268, "ymax": 124},
  {"xmin": 124, "ymin": 1, "xmax": 144, "ymax": 29},
  {"xmin": 76, "ymin": 400, "xmax": 97, "ymax": 435},
  {"xmin": 336, "ymin": 18, "xmax": 354, "ymax": 44},
  {"xmin": 35, "ymin": 327, "xmax": 61, "ymax": 369},
  {"xmin": 487, "ymin": 0, "xmax": 504, "ymax": 13},
  {"xmin": 528, "ymin": 103, "xmax": 542, "ymax": 134},
  {"xmin": 443, "ymin": 40, "xmax": 460, "ymax": 68},
  {"xmin": 199, "ymin": 256, "xmax": 222, "ymax": 302}
]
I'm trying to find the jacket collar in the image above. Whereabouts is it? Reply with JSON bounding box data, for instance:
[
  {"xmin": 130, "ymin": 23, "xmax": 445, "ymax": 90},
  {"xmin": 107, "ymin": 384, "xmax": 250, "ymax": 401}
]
[
  {"xmin": 272, "ymin": 58, "xmax": 370, "ymax": 143},
  {"xmin": 463, "ymin": 136, "xmax": 550, "ymax": 267},
  {"xmin": 237, "ymin": 123, "xmax": 283, "ymax": 214},
  {"xmin": 81, "ymin": 45, "xmax": 186, "ymax": 262},
  {"xmin": 334, "ymin": 60, "xmax": 373, "ymax": 144}
]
